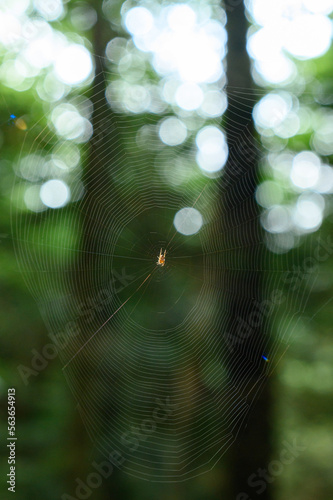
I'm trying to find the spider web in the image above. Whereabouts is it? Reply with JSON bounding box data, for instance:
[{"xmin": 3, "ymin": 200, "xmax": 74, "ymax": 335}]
[{"xmin": 11, "ymin": 55, "xmax": 317, "ymax": 482}]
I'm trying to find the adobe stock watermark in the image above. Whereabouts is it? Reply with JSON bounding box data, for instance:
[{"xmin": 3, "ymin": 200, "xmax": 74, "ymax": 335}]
[
  {"xmin": 236, "ymin": 437, "xmax": 307, "ymax": 499},
  {"xmin": 121, "ymin": 396, "xmax": 179, "ymax": 452},
  {"xmin": 282, "ymin": 235, "xmax": 333, "ymax": 291},
  {"xmin": 61, "ymin": 396, "xmax": 178, "ymax": 499},
  {"xmin": 224, "ymin": 287, "xmax": 284, "ymax": 353},
  {"xmin": 224, "ymin": 235, "xmax": 333, "ymax": 353},
  {"xmin": 61, "ymin": 451, "xmax": 125, "ymax": 500},
  {"xmin": 90, "ymin": 115, "xmax": 116, "ymax": 147},
  {"xmin": 17, "ymin": 267, "xmax": 135, "ymax": 385}
]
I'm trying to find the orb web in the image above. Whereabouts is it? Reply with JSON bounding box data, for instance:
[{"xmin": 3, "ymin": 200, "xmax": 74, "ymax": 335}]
[{"xmin": 11, "ymin": 54, "xmax": 320, "ymax": 482}]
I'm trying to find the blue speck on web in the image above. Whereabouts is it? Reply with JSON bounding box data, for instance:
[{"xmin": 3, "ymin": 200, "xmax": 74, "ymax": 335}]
[
  {"xmin": 10, "ymin": 114, "xmax": 16, "ymax": 120},
  {"xmin": 262, "ymin": 355, "xmax": 269, "ymax": 362}
]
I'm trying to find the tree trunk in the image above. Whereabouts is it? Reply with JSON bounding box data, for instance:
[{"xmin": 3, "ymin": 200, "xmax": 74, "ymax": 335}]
[
  {"xmin": 223, "ymin": 2, "xmax": 273, "ymax": 499},
  {"xmin": 66, "ymin": 4, "xmax": 119, "ymax": 497}
]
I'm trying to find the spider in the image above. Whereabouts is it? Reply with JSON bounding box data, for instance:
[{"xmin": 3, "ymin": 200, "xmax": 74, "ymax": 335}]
[{"xmin": 157, "ymin": 248, "xmax": 166, "ymax": 266}]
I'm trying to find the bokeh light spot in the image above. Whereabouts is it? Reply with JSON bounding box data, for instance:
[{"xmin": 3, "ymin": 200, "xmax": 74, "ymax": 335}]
[
  {"xmin": 54, "ymin": 44, "xmax": 92, "ymax": 85},
  {"xmin": 40, "ymin": 179, "xmax": 70, "ymax": 209},
  {"xmin": 196, "ymin": 126, "xmax": 228, "ymax": 173},
  {"xmin": 290, "ymin": 151, "xmax": 321, "ymax": 189},
  {"xmin": 174, "ymin": 207, "xmax": 203, "ymax": 235},
  {"xmin": 159, "ymin": 117, "xmax": 187, "ymax": 146},
  {"xmin": 125, "ymin": 7, "xmax": 154, "ymax": 36}
]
